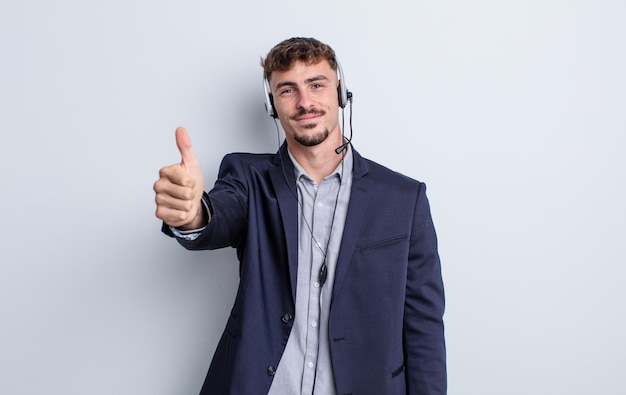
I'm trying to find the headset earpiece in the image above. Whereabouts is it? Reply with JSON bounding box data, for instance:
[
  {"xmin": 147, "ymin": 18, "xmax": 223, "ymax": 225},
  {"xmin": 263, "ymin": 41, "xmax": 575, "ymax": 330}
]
[
  {"xmin": 336, "ymin": 61, "xmax": 350, "ymax": 109},
  {"xmin": 263, "ymin": 77, "xmax": 278, "ymax": 118}
]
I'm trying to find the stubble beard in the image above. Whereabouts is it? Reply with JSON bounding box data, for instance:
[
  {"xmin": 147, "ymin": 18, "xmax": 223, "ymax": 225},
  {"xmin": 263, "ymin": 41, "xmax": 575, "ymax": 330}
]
[{"xmin": 293, "ymin": 125, "xmax": 330, "ymax": 147}]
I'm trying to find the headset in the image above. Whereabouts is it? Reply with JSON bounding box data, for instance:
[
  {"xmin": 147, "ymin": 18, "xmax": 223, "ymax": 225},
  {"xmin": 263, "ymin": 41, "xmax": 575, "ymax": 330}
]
[{"xmin": 263, "ymin": 61, "xmax": 352, "ymax": 119}]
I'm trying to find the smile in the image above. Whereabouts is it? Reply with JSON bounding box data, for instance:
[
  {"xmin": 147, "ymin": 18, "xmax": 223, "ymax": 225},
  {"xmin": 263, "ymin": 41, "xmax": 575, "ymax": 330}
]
[
  {"xmin": 296, "ymin": 115, "xmax": 321, "ymax": 123},
  {"xmin": 292, "ymin": 110, "xmax": 325, "ymax": 122}
]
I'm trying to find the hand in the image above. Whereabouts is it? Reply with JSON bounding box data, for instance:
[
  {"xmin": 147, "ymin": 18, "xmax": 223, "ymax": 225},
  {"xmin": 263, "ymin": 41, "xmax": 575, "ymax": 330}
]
[{"xmin": 154, "ymin": 127, "xmax": 206, "ymax": 229}]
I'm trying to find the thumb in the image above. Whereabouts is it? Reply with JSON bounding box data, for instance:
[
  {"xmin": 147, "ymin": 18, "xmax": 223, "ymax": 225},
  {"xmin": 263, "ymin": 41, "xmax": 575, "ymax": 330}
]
[{"xmin": 175, "ymin": 126, "xmax": 197, "ymax": 167}]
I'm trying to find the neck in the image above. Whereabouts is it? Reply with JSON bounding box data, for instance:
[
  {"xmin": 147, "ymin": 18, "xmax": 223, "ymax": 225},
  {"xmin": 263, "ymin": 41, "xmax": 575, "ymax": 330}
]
[{"xmin": 288, "ymin": 134, "xmax": 344, "ymax": 185}]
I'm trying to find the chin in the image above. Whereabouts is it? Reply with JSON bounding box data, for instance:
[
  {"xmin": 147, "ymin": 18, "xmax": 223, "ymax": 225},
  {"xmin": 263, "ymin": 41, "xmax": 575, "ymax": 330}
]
[{"xmin": 293, "ymin": 128, "xmax": 329, "ymax": 147}]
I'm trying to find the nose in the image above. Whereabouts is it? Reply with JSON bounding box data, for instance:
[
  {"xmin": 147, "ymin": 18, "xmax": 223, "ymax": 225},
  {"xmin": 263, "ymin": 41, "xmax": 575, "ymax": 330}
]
[{"xmin": 296, "ymin": 90, "xmax": 313, "ymax": 109}]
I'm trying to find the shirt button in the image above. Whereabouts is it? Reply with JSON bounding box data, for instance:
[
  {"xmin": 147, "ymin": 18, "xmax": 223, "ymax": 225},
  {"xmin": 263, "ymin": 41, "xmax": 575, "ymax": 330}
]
[
  {"xmin": 268, "ymin": 365, "xmax": 276, "ymax": 376},
  {"xmin": 313, "ymin": 282, "xmax": 320, "ymax": 288},
  {"xmin": 281, "ymin": 313, "xmax": 293, "ymax": 324},
  {"xmin": 317, "ymin": 202, "xmax": 324, "ymax": 208},
  {"xmin": 311, "ymin": 321, "xmax": 317, "ymax": 327},
  {"xmin": 307, "ymin": 362, "xmax": 314, "ymax": 368}
]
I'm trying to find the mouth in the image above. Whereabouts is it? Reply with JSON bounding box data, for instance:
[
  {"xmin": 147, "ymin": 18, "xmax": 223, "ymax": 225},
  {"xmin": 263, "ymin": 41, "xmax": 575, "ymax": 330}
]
[{"xmin": 292, "ymin": 110, "xmax": 325, "ymax": 122}]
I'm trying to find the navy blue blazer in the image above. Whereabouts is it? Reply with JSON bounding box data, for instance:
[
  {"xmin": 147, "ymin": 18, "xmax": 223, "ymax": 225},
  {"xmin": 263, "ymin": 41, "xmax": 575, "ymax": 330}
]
[{"xmin": 165, "ymin": 144, "xmax": 446, "ymax": 394}]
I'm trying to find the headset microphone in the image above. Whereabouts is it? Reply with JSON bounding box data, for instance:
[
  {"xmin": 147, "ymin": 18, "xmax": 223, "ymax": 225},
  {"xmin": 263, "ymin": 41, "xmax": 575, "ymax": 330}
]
[{"xmin": 335, "ymin": 139, "xmax": 350, "ymax": 154}]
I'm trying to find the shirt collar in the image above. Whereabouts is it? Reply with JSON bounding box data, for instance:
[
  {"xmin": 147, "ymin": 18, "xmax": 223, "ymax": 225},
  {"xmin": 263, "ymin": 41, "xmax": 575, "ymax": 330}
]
[{"xmin": 288, "ymin": 144, "xmax": 353, "ymax": 183}]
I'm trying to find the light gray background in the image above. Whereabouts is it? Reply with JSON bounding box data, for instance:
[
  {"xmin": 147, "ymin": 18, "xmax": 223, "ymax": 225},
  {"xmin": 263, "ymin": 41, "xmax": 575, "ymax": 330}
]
[{"xmin": 1, "ymin": 0, "xmax": 624, "ymax": 394}]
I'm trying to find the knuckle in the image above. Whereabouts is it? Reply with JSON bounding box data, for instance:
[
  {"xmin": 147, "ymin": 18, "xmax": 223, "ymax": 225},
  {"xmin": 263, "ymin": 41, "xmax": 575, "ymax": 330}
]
[
  {"xmin": 182, "ymin": 188, "xmax": 194, "ymax": 201},
  {"xmin": 177, "ymin": 210, "xmax": 189, "ymax": 221},
  {"xmin": 154, "ymin": 194, "xmax": 165, "ymax": 205},
  {"xmin": 158, "ymin": 167, "xmax": 169, "ymax": 178},
  {"xmin": 182, "ymin": 199, "xmax": 193, "ymax": 211},
  {"xmin": 155, "ymin": 207, "xmax": 166, "ymax": 220}
]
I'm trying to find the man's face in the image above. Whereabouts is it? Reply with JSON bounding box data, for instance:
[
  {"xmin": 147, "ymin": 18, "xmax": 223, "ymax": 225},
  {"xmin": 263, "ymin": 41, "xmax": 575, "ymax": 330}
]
[{"xmin": 269, "ymin": 60, "xmax": 341, "ymax": 148}]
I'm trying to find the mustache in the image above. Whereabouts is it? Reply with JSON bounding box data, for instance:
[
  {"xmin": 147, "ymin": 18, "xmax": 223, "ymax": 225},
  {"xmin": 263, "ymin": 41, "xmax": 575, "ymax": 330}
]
[{"xmin": 291, "ymin": 108, "xmax": 325, "ymax": 120}]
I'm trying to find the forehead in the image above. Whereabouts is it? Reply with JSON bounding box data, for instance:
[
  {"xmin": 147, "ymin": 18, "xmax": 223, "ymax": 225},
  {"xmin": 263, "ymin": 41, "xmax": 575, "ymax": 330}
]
[{"xmin": 269, "ymin": 59, "xmax": 336, "ymax": 86}]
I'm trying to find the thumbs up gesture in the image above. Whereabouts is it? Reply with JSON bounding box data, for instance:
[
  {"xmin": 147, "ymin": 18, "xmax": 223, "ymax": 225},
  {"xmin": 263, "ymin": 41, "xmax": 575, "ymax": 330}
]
[{"xmin": 154, "ymin": 127, "xmax": 206, "ymax": 229}]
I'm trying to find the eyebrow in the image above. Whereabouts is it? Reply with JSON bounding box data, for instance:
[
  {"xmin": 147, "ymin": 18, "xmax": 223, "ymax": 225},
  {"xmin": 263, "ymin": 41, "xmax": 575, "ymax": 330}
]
[{"xmin": 274, "ymin": 75, "xmax": 331, "ymax": 90}]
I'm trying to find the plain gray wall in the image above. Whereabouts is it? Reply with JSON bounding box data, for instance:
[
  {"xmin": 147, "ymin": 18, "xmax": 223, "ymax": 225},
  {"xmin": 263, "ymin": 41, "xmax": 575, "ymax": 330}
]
[{"xmin": 1, "ymin": 0, "xmax": 625, "ymax": 394}]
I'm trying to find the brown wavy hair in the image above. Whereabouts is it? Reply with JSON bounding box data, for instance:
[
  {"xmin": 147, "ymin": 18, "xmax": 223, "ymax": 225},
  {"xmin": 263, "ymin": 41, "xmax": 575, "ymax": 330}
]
[{"xmin": 261, "ymin": 37, "xmax": 338, "ymax": 81}]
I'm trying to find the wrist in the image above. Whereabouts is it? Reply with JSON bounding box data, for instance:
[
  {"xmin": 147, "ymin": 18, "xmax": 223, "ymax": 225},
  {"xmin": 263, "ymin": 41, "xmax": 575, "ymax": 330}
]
[{"xmin": 179, "ymin": 200, "xmax": 208, "ymax": 231}]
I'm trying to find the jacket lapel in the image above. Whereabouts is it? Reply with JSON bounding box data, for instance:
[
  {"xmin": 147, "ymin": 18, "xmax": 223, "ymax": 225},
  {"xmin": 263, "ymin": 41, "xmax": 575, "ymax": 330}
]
[
  {"xmin": 332, "ymin": 149, "xmax": 372, "ymax": 300},
  {"xmin": 269, "ymin": 143, "xmax": 299, "ymax": 302}
]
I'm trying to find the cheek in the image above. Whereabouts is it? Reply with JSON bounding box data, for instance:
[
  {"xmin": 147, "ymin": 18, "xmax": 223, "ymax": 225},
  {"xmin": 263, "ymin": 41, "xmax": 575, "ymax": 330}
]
[
  {"xmin": 324, "ymin": 94, "xmax": 341, "ymax": 111},
  {"xmin": 274, "ymin": 98, "xmax": 294, "ymax": 115}
]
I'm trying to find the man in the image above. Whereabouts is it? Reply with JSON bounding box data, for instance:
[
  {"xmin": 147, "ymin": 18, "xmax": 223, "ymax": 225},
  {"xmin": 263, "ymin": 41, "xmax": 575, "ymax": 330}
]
[{"xmin": 154, "ymin": 37, "xmax": 446, "ymax": 394}]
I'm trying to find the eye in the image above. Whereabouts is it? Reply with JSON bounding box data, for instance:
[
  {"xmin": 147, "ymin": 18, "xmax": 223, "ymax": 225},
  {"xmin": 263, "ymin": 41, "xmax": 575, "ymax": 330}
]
[{"xmin": 279, "ymin": 88, "xmax": 295, "ymax": 96}]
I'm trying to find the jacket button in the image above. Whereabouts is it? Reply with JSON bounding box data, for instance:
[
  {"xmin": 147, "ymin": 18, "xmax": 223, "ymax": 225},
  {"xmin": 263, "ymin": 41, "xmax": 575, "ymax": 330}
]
[
  {"xmin": 267, "ymin": 365, "xmax": 276, "ymax": 376},
  {"xmin": 281, "ymin": 313, "xmax": 293, "ymax": 324}
]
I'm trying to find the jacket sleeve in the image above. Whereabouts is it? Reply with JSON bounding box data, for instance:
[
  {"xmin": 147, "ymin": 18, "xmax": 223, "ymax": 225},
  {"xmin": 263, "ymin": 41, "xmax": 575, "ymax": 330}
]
[{"xmin": 404, "ymin": 182, "xmax": 447, "ymax": 394}]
